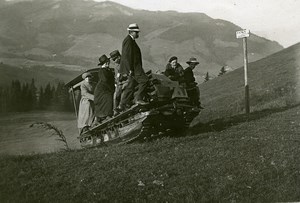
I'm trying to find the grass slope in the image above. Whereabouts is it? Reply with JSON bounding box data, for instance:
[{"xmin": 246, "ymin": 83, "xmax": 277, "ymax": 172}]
[
  {"xmin": 0, "ymin": 35, "xmax": 299, "ymax": 202},
  {"xmin": 198, "ymin": 42, "xmax": 300, "ymax": 123},
  {"xmin": 0, "ymin": 105, "xmax": 300, "ymax": 202}
]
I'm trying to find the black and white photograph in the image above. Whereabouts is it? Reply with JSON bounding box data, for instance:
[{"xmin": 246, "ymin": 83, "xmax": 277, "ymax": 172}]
[{"xmin": 0, "ymin": 0, "xmax": 299, "ymax": 202}]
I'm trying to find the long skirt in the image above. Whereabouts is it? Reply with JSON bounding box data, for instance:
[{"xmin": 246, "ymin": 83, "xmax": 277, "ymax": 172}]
[
  {"xmin": 77, "ymin": 98, "xmax": 94, "ymax": 129},
  {"xmin": 94, "ymin": 92, "xmax": 114, "ymax": 118}
]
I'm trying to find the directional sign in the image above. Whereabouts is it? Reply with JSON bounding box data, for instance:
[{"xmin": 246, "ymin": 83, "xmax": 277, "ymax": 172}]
[{"xmin": 236, "ymin": 29, "xmax": 250, "ymax": 38}]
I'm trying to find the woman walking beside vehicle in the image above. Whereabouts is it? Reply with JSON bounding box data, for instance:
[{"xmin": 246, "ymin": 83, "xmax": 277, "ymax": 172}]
[{"xmin": 78, "ymin": 72, "xmax": 96, "ymax": 134}]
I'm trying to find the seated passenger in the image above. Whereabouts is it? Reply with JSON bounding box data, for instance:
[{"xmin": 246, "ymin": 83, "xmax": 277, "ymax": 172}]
[
  {"xmin": 164, "ymin": 56, "xmax": 185, "ymax": 84},
  {"xmin": 77, "ymin": 72, "xmax": 96, "ymax": 134},
  {"xmin": 94, "ymin": 54, "xmax": 115, "ymax": 124},
  {"xmin": 184, "ymin": 57, "xmax": 202, "ymax": 108}
]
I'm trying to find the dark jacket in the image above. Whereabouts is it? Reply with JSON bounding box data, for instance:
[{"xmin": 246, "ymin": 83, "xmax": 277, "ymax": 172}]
[
  {"xmin": 96, "ymin": 68, "xmax": 115, "ymax": 93},
  {"xmin": 94, "ymin": 68, "xmax": 115, "ymax": 117},
  {"xmin": 164, "ymin": 63, "xmax": 185, "ymax": 83},
  {"xmin": 119, "ymin": 35, "xmax": 145, "ymax": 76},
  {"xmin": 184, "ymin": 66, "xmax": 197, "ymax": 88}
]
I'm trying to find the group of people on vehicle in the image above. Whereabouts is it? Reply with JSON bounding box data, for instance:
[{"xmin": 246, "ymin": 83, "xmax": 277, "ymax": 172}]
[
  {"xmin": 166, "ymin": 56, "xmax": 202, "ymax": 107},
  {"xmin": 77, "ymin": 23, "xmax": 201, "ymax": 135}
]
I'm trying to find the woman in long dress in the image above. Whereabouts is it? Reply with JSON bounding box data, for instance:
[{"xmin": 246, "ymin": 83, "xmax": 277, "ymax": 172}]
[
  {"xmin": 77, "ymin": 72, "xmax": 95, "ymax": 134},
  {"xmin": 94, "ymin": 54, "xmax": 115, "ymax": 123}
]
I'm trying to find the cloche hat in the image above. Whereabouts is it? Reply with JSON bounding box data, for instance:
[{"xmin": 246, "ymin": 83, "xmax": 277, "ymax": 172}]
[
  {"xmin": 109, "ymin": 50, "xmax": 121, "ymax": 60},
  {"xmin": 186, "ymin": 57, "xmax": 199, "ymax": 65},
  {"xmin": 168, "ymin": 56, "xmax": 178, "ymax": 63},
  {"xmin": 82, "ymin": 72, "xmax": 92, "ymax": 79}
]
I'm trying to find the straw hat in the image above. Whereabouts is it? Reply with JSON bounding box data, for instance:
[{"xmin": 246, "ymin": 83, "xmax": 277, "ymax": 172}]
[{"xmin": 127, "ymin": 23, "xmax": 140, "ymax": 32}]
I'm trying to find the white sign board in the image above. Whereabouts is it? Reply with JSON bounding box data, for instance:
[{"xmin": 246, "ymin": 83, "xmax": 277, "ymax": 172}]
[{"xmin": 236, "ymin": 29, "xmax": 250, "ymax": 38}]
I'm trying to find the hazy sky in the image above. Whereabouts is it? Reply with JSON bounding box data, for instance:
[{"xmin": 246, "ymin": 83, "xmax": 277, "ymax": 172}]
[{"xmin": 96, "ymin": 0, "xmax": 300, "ymax": 48}]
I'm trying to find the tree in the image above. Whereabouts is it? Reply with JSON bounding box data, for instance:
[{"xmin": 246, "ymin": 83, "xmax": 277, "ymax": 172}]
[
  {"xmin": 204, "ymin": 72, "xmax": 210, "ymax": 82},
  {"xmin": 0, "ymin": 86, "xmax": 12, "ymax": 112},
  {"xmin": 10, "ymin": 80, "xmax": 22, "ymax": 111},
  {"xmin": 44, "ymin": 83, "xmax": 53, "ymax": 106},
  {"xmin": 0, "ymin": 79, "xmax": 73, "ymax": 112},
  {"xmin": 52, "ymin": 82, "xmax": 72, "ymax": 111},
  {"xmin": 218, "ymin": 66, "xmax": 227, "ymax": 76},
  {"xmin": 29, "ymin": 78, "xmax": 37, "ymax": 110},
  {"xmin": 21, "ymin": 82, "xmax": 29, "ymax": 111},
  {"xmin": 60, "ymin": 82, "xmax": 73, "ymax": 111},
  {"xmin": 38, "ymin": 86, "xmax": 45, "ymax": 109},
  {"xmin": 0, "ymin": 87, "xmax": 8, "ymax": 112}
]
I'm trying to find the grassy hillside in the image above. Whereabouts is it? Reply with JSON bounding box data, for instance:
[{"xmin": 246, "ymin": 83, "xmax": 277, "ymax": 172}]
[
  {"xmin": 197, "ymin": 42, "xmax": 300, "ymax": 123},
  {"xmin": 0, "ymin": 105, "xmax": 299, "ymax": 202},
  {"xmin": 0, "ymin": 17, "xmax": 299, "ymax": 202}
]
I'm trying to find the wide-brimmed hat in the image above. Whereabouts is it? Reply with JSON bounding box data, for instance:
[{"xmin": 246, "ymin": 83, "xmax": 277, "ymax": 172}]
[
  {"xmin": 109, "ymin": 50, "xmax": 121, "ymax": 60},
  {"xmin": 98, "ymin": 54, "xmax": 109, "ymax": 66},
  {"xmin": 127, "ymin": 23, "xmax": 140, "ymax": 32},
  {"xmin": 169, "ymin": 56, "xmax": 178, "ymax": 63},
  {"xmin": 186, "ymin": 57, "xmax": 199, "ymax": 65},
  {"xmin": 82, "ymin": 72, "xmax": 92, "ymax": 79}
]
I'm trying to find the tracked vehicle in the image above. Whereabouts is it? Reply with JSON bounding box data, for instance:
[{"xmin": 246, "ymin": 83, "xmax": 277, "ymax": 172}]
[{"xmin": 66, "ymin": 69, "xmax": 201, "ymax": 148}]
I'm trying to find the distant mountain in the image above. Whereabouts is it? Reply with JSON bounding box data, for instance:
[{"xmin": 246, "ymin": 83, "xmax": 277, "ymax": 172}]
[
  {"xmin": 0, "ymin": 0, "xmax": 283, "ymax": 84},
  {"xmin": 198, "ymin": 42, "xmax": 300, "ymax": 123},
  {"xmin": 0, "ymin": 63, "xmax": 81, "ymax": 87}
]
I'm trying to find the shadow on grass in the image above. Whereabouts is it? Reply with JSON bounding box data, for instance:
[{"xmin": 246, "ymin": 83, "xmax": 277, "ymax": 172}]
[{"xmin": 189, "ymin": 104, "xmax": 300, "ymax": 135}]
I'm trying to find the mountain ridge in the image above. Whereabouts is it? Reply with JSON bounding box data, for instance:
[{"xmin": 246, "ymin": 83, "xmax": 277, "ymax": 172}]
[{"xmin": 0, "ymin": 0, "xmax": 283, "ymax": 83}]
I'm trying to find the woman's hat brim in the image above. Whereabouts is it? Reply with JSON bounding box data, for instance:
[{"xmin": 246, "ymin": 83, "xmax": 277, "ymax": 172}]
[
  {"xmin": 82, "ymin": 72, "xmax": 92, "ymax": 79},
  {"xmin": 127, "ymin": 28, "xmax": 140, "ymax": 32},
  {"xmin": 98, "ymin": 57, "xmax": 110, "ymax": 66},
  {"xmin": 187, "ymin": 61, "xmax": 199, "ymax": 65}
]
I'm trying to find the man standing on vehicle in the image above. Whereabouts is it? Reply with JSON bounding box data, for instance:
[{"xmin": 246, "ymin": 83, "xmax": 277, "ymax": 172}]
[{"xmin": 117, "ymin": 23, "xmax": 149, "ymax": 111}]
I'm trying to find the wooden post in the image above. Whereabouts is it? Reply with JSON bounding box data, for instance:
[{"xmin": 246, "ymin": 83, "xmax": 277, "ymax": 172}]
[
  {"xmin": 243, "ymin": 37, "xmax": 250, "ymax": 114},
  {"xmin": 71, "ymin": 87, "xmax": 78, "ymax": 118},
  {"xmin": 70, "ymin": 87, "xmax": 82, "ymax": 136},
  {"xmin": 236, "ymin": 29, "xmax": 250, "ymax": 115}
]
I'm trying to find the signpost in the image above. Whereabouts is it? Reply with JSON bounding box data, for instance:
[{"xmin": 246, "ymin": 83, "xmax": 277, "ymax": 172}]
[{"xmin": 236, "ymin": 29, "xmax": 250, "ymax": 114}]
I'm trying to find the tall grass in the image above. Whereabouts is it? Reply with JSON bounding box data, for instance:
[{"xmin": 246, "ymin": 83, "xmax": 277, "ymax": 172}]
[{"xmin": 30, "ymin": 122, "xmax": 70, "ymax": 151}]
